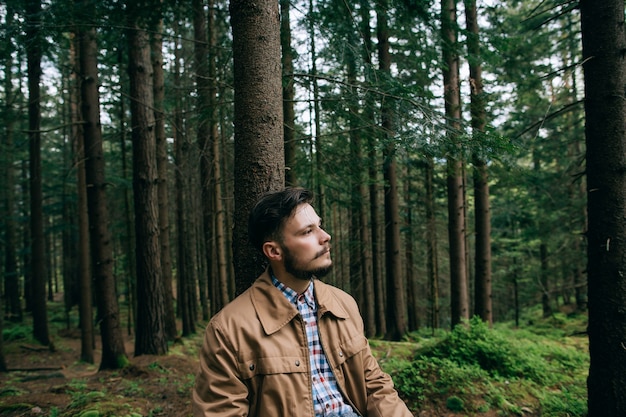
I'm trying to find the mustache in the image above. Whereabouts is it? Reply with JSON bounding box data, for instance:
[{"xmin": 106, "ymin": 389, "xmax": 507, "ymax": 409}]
[{"xmin": 315, "ymin": 245, "xmax": 331, "ymax": 258}]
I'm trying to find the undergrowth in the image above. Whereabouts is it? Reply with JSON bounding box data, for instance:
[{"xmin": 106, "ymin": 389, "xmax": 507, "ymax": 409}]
[{"xmin": 388, "ymin": 314, "xmax": 588, "ymax": 416}]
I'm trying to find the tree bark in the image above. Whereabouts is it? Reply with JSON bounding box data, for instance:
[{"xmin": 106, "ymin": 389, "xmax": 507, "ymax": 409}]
[
  {"xmin": 77, "ymin": 0, "xmax": 129, "ymax": 369},
  {"xmin": 280, "ymin": 0, "xmax": 296, "ymax": 186},
  {"xmin": 464, "ymin": 0, "xmax": 492, "ymax": 325},
  {"xmin": 3, "ymin": 4, "xmax": 22, "ymax": 324},
  {"xmin": 26, "ymin": 0, "xmax": 50, "ymax": 347},
  {"xmin": 151, "ymin": 11, "xmax": 178, "ymax": 341},
  {"xmin": 442, "ymin": 0, "xmax": 469, "ymax": 328},
  {"xmin": 377, "ymin": 0, "xmax": 407, "ymax": 341},
  {"xmin": 71, "ymin": 24, "xmax": 94, "ymax": 364},
  {"xmin": 127, "ymin": 5, "xmax": 168, "ymax": 356},
  {"xmin": 580, "ymin": 1, "xmax": 626, "ymax": 414},
  {"xmin": 230, "ymin": 0, "xmax": 284, "ymax": 294}
]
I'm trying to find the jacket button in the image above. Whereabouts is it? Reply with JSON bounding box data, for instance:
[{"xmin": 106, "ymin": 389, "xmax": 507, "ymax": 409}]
[
  {"xmin": 249, "ymin": 364, "xmax": 255, "ymax": 371},
  {"xmin": 295, "ymin": 360, "xmax": 300, "ymax": 366}
]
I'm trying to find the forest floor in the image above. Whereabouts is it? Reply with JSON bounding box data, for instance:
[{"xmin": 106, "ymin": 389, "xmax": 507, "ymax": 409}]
[
  {"xmin": 0, "ymin": 327, "xmax": 481, "ymax": 417},
  {"xmin": 0, "ymin": 319, "xmax": 494, "ymax": 417},
  {"xmin": 1, "ymin": 298, "xmax": 584, "ymax": 416}
]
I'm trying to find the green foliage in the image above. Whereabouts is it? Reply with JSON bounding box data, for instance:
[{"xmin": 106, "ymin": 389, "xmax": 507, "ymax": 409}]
[
  {"xmin": 2, "ymin": 324, "xmax": 30, "ymax": 342},
  {"xmin": 446, "ymin": 395, "xmax": 464, "ymax": 411},
  {"xmin": 391, "ymin": 315, "xmax": 588, "ymax": 415},
  {"xmin": 425, "ymin": 317, "xmax": 548, "ymax": 381}
]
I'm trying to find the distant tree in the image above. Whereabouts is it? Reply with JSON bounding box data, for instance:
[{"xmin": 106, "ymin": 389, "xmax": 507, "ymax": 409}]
[
  {"xmin": 580, "ymin": 0, "xmax": 626, "ymax": 415},
  {"xmin": 126, "ymin": 0, "xmax": 168, "ymax": 356},
  {"xmin": 280, "ymin": 0, "xmax": 296, "ymax": 186},
  {"xmin": 441, "ymin": 0, "xmax": 469, "ymax": 328},
  {"xmin": 230, "ymin": 0, "xmax": 284, "ymax": 293},
  {"xmin": 25, "ymin": 0, "xmax": 50, "ymax": 346},
  {"xmin": 377, "ymin": 0, "xmax": 407, "ymax": 341},
  {"xmin": 72, "ymin": 6, "xmax": 95, "ymax": 362},
  {"xmin": 3, "ymin": 2, "xmax": 22, "ymax": 323},
  {"xmin": 151, "ymin": 9, "xmax": 178, "ymax": 341},
  {"xmin": 464, "ymin": 0, "xmax": 492, "ymax": 325}
]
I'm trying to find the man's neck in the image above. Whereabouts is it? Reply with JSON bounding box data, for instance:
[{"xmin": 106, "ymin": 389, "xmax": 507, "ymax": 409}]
[{"xmin": 270, "ymin": 265, "xmax": 312, "ymax": 294}]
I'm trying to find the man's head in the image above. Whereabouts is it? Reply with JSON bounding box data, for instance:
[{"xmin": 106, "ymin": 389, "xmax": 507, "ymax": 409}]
[{"xmin": 248, "ymin": 187, "xmax": 332, "ymax": 280}]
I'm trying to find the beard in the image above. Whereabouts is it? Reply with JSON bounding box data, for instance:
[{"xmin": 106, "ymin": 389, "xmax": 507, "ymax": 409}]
[{"xmin": 282, "ymin": 244, "xmax": 333, "ymax": 280}]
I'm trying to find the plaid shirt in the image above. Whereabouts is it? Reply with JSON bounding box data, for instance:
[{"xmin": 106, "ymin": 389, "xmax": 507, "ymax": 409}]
[{"xmin": 273, "ymin": 276, "xmax": 355, "ymax": 417}]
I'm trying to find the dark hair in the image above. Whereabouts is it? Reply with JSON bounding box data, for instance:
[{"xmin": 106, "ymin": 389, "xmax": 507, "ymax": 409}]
[{"xmin": 248, "ymin": 187, "xmax": 314, "ymax": 253}]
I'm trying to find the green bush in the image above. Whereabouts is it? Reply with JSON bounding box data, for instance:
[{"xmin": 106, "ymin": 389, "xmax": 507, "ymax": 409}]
[{"xmin": 423, "ymin": 316, "xmax": 549, "ymax": 382}]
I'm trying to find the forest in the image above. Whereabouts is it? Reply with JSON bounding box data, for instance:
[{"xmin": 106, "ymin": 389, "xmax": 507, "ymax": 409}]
[{"xmin": 1, "ymin": 0, "xmax": 626, "ymax": 415}]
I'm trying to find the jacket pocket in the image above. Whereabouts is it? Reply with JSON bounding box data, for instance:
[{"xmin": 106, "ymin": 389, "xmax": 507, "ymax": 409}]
[
  {"xmin": 332, "ymin": 334, "xmax": 368, "ymax": 366},
  {"xmin": 238, "ymin": 352, "xmax": 308, "ymax": 379}
]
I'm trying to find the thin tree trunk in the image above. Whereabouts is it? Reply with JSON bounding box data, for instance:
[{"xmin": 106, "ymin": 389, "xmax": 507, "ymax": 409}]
[
  {"xmin": 26, "ymin": 0, "xmax": 50, "ymax": 347},
  {"xmin": 173, "ymin": 18, "xmax": 197, "ymax": 335},
  {"xmin": 464, "ymin": 0, "xmax": 492, "ymax": 325},
  {"xmin": 377, "ymin": 0, "xmax": 407, "ymax": 341},
  {"xmin": 442, "ymin": 0, "xmax": 469, "ymax": 328},
  {"xmin": 152, "ymin": 12, "xmax": 178, "ymax": 341},
  {"xmin": 425, "ymin": 157, "xmax": 440, "ymax": 330},
  {"xmin": 281, "ymin": 0, "xmax": 296, "ymax": 186},
  {"xmin": 3, "ymin": 5, "xmax": 22, "ymax": 323},
  {"xmin": 70, "ymin": 27, "xmax": 94, "ymax": 363},
  {"xmin": 308, "ymin": 0, "xmax": 325, "ymax": 221}
]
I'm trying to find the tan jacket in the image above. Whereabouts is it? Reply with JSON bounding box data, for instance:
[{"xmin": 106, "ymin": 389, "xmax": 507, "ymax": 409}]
[{"xmin": 192, "ymin": 270, "xmax": 413, "ymax": 417}]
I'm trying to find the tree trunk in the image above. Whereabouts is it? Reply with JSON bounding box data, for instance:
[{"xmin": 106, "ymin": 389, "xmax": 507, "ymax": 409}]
[
  {"xmin": 71, "ymin": 23, "xmax": 94, "ymax": 363},
  {"xmin": 281, "ymin": 0, "xmax": 296, "ymax": 186},
  {"xmin": 424, "ymin": 157, "xmax": 440, "ymax": 330},
  {"xmin": 464, "ymin": 0, "xmax": 492, "ymax": 325},
  {"xmin": 377, "ymin": 0, "xmax": 407, "ymax": 341},
  {"xmin": 581, "ymin": 1, "xmax": 626, "ymax": 414},
  {"xmin": 78, "ymin": 0, "xmax": 129, "ymax": 369},
  {"xmin": 3, "ymin": 5, "xmax": 22, "ymax": 323},
  {"xmin": 127, "ymin": 7, "xmax": 168, "ymax": 356},
  {"xmin": 151, "ymin": 12, "xmax": 178, "ymax": 341},
  {"xmin": 173, "ymin": 20, "xmax": 197, "ymax": 336},
  {"xmin": 26, "ymin": 0, "xmax": 50, "ymax": 347},
  {"xmin": 442, "ymin": 0, "xmax": 469, "ymax": 328},
  {"xmin": 230, "ymin": 0, "xmax": 284, "ymax": 294}
]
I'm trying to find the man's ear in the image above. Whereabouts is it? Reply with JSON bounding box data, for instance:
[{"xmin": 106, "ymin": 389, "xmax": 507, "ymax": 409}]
[{"xmin": 262, "ymin": 241, "xmax": 282, "ymax": 261}]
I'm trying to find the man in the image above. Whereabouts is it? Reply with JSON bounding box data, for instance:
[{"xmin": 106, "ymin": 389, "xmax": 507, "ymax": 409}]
[{"xmin": 193, "ymin": 187, "xmax": 413, "ymax": 417}]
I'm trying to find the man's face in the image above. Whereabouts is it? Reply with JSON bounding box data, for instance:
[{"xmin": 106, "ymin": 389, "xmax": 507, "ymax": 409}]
[{"xmin": 279, "ymin": 203, "xmax": 332, "ymax": 280}]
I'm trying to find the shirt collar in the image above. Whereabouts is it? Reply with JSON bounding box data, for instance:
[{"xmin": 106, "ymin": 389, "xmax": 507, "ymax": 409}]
[{"xmin": 271, "ymin": 273, "xmax": 316, "ymax": 309}]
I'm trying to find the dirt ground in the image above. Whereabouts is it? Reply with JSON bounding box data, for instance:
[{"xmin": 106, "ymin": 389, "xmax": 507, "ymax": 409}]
[
  {"xmin": 0, "ymin": 322, "xmax": 501, "ymax": 417},
  {"xmin": 0, "ymin": 326, "xmax": 200, "ymax": 417}
]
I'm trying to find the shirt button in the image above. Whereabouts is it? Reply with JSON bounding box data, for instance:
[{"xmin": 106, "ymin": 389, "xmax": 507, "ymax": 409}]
[
  {"xmin": 339, "ymin": 351, "xmax": 344, "ymax": 357},
  {"xmin": 295, "ymin": 360, "xmax": 300, "ymax": 366},
  {"xmin": 249, "ymin": 364, "xmax": 255, "ymax": 371}
]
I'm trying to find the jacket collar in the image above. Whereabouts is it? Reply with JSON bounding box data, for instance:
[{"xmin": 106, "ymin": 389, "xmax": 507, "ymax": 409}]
[{"xmin": 250, "ymin": 268, "xmax": 349, "ymax": 335}]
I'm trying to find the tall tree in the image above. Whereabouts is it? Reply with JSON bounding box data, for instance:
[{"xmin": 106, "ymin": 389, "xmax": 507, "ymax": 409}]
[
  {"xmin": 71, "ymin": 23, "xmax": 94, "ymax": 364},
  {"xmin": 580, "ymin": 0, "xmax": 626, "ymax": 415},
  {"xmin": 208, "ymin": 0, "xmax": 231, "ymax": 310},
  {"xmin": 127, "ymin": 0, "xmax": 168, "ymax": 356},
  {"xmin": 230, "ymin": 0, "xmax": 284, "ymax": 293},
  {"xmin": 464, "ymin": 0, "xmax": 492, "ymax": 325},
  {"xmin": 25, "ymin": 0, "xmax": 50, "ymax": 346},
  {"xmin": 3, "ymin": 2, "xmax": 22, "ymax": 323},
  {"xmin": 151, "ymin": 7, "xmax": 178, "ymax": 341},
  {"xmin": 377, "ymin": 0, "xmax": 407, "ymax": 340},
  {"xmin": 76, "ymin": 0, "xmax": 129, "ymax": 370},
  {"xmin": 280, "ymin": 0, "xmax": 296, "ymax": 186},
  {"xmin": 442, "ymin": 0, "xmax": 469, "ymax": 327}
]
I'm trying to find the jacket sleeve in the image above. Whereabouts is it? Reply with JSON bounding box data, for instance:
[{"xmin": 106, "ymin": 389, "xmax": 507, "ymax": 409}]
[
  {"xmin": 192, "ymin": 319, "xmax": 249, "ymax": 417},
  {"xmin": 361, "ymin": 342, "xmax": 414, "ymax": 417}
]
